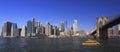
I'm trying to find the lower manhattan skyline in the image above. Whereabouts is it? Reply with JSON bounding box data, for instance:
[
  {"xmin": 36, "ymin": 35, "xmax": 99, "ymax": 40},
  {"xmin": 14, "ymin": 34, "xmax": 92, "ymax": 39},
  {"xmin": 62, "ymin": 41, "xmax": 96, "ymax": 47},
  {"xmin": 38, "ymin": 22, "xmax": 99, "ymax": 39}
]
[
  {"xmin": 0, "ymin": 0, "xmax": 120, "ymax": 52},
  {"xmin": 0, "ymin": 0, "xmax": 120, "ymax": 34}
]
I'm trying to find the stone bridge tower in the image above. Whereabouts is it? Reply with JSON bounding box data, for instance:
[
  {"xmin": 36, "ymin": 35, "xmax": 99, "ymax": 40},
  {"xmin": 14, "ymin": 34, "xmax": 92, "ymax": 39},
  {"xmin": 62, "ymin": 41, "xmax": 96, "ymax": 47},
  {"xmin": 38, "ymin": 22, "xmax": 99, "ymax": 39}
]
[{"xmin": 96, "ymin": 16, "xmax": 109, "ymax": 39}]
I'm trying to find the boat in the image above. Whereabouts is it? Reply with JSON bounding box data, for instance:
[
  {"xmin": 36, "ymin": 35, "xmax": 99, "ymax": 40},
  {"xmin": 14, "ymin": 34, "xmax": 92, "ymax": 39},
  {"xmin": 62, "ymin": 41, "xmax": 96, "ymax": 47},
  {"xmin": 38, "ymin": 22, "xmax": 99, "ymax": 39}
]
[{"xmin": 82, "ymin": 39, "xmax": 100, "ymax": 46}]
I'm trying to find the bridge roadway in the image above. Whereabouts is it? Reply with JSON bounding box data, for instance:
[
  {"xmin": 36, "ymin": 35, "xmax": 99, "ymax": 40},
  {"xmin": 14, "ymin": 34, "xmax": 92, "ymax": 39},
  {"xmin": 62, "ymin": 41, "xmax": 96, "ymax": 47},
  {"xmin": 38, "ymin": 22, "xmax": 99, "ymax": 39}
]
[{"xmin": 90, "ymin": 15, "xmax": 120, "ymax": 35}]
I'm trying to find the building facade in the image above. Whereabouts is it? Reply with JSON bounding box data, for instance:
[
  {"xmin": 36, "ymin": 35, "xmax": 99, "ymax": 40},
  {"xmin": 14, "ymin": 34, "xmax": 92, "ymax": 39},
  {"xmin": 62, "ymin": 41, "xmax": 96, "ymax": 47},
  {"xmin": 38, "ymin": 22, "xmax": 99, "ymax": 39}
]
[
  {"xmin": 11, "ymin": 23, "xmax": 19, "ymax": 37},
  {"xmin": 61, "ymin": 21, "xmax": 65, "ymax": 32},
  {"xmin": 45, "ymin": 22, "xmax": 52, "ymax": 36},
  {"xmin": 73, "ymin": 20, "xmax": 78, "ymax": 35},
  {"xmin": 21, "ymin": 26, "xmax": 27, "ymax": 37},
  {"xmin": 2, "ymin": 22, "xmax": 12, "ymax": 37},
  {"xmin": 27, "ymin": 20, "xmax": 32, "ymax": 37}
]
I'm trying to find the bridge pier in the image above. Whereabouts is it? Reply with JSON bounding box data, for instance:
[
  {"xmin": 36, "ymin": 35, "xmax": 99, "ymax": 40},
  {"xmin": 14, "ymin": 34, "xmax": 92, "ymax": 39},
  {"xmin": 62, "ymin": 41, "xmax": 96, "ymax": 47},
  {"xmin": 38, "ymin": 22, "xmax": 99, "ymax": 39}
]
[
  {"xmin": 96, "ymin": 17, "xmax": 109, "ymax": 39},
  {"xmin": 99, "ymin": 29, "xmax": 108, "ymax": 39},
  {"xmin": 96, "ymin": 28, "xmax": 108, "ymax": 39}
]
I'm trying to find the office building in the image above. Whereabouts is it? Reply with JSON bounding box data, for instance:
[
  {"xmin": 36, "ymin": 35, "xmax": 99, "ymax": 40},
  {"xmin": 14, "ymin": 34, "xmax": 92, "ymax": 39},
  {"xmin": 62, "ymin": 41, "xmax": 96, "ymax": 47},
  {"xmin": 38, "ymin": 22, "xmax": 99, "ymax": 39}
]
[
  {"xmin": 53, "ymin": 26, "xmax": 57, "ymax": 35},
  {"xmin": 45, "ymin": 22, "xmax": 52, "ymax": 36},
  {"xmin": 2, "ymin": 22, "xmax": 12, "ymax": 37},
  {"xmin": 32, "ymin": 18, "xmax": 35, "ymax": 33},
  {"xmin": 21, "ymin": 26, "xmax": 27, "ymax": 37},
  {"xmin": 61, "ymin": 21, "xmax": 65, "ymax": 32},
  {"xmin": 27, "ymin": 20, "xmax": 32, "ymax": 37},
  {"xmin": 35, "ymin": 20, "xmax": 42, "ymax": 34},
  {"xmin": 18, "ymin": 28, "xmax": 22, "ymax": 37},
  {"xmin": 73, "ymin": 20, "xmax": 78, "ymax": 35},
  {"xmin": 11, "ymin": 23, "xmax": 19, "ymax": 37}
]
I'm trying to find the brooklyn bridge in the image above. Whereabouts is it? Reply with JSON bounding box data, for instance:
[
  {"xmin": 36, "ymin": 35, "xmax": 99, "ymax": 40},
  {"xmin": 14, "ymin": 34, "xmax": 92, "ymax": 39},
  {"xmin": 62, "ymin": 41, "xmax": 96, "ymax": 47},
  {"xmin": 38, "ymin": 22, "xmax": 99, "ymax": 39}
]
[{"xmin": 90, "ymin": 15, "xmax": 120, "ymax": 39}]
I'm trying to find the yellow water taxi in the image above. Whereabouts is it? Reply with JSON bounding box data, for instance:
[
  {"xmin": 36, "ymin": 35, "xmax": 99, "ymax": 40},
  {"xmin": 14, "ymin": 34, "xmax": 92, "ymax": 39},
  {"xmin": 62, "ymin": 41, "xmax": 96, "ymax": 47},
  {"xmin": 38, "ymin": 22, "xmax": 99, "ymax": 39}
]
[{"xmin": 82, "ymin": 39, "xmax": 100, "ymax": 46}]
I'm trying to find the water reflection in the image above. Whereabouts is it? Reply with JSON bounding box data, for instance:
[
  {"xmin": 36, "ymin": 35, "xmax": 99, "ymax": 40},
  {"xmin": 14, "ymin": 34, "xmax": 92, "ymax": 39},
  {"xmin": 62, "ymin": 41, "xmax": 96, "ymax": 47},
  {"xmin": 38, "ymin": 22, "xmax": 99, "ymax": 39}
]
[{"xmin": 0, "ymin": 38, "xmax": 120, "ymax": 52}]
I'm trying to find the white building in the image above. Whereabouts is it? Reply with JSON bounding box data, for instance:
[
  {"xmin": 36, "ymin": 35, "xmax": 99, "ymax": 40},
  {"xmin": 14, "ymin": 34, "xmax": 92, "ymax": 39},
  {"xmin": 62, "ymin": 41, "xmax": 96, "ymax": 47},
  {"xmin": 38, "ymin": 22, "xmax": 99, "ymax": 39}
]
[
  {"xmin": 21, "ymin": 26, "xmax": 27, "ymax": 37},
  {"xmin": 73, "ymin": 20, "xmax": 78, "ymax": 35},
  {"xmin": 11, "ymin": 23, "xmax": 19, "ymax": 37}
]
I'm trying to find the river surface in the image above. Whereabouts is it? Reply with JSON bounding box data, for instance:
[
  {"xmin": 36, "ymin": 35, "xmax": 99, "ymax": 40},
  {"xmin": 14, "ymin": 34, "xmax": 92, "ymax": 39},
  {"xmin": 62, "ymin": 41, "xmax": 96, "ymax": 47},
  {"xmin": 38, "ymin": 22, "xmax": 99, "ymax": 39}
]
[{"xmin": 0, "ymin": 37, "xmax": 120, "ymax": 52}]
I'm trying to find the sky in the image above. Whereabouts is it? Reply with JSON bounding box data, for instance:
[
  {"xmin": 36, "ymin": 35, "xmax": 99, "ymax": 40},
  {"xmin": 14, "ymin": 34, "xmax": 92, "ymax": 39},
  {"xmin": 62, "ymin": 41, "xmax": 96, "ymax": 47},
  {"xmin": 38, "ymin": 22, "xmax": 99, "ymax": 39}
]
[{"xmin": 0, "ymin": 0, "xmax": 120, "ymax": 33}]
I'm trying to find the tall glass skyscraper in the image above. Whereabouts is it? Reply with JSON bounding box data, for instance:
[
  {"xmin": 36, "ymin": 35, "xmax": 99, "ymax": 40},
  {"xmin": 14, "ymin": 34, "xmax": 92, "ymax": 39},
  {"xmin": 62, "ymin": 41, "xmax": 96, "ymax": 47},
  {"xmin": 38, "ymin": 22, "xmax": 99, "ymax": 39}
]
[
  {"xmin": 32, "ymin": 18, "xmax": 35, "ymax": 33},
  {"xmin": 27, "ymin": 20, "xmax": 32, "ymax": 37}
]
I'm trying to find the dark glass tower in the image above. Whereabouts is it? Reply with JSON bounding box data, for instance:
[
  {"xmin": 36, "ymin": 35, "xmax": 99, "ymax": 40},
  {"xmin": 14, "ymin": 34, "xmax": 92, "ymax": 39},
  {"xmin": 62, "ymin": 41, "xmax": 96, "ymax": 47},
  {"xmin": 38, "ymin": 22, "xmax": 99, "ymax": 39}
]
[
  {"xmin": 61, "ymin": 21, "xmax": 65, "ymax": 32},
  {"xmin": 27, "ymin": 20, "xmax": 32, "ymax": 37},
  {"xmin": 32, "ymin": 18, "xmax": 35, "ymax": 33}
]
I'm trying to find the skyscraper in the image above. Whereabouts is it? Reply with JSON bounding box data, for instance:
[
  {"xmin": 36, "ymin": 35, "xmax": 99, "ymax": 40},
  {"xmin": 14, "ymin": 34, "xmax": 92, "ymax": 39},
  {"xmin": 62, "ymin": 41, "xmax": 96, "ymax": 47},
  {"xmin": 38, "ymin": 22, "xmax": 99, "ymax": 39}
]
[
  {"xmin": 61, "ymin": 21, "xmax": 65, "ymax": 32},
  {"xmin": 27, "ymin": 20, "xmax": 32, "ymax": 37},
  {"xmin": 45, "ymin": 22, "xmax": 52, "ymax": 36},
  {"xmin": 73, "ymin": 20, "xmax": 78, "ymax": 35},
  {"xmin": 2, "ymin": 21, "xmax": 12, "ymax": 37},
  {"xmin": 11, "ymin": 23, "xmax": 19, "ymax": 37},
  {"xmin": 18, "ymin": 28, "xmax": 22, "ymax": 36},
  {"xmin": 35, "ymin": 20, "xmax": 41, "ymax": 27},
  {"xmin": 21, "ymin": 26, "xmax": 27, "ymax": 37},
  {"xmin": 32, "ymin": 18, "xmax": 35, "ymax": 33},
  {"xmin": 1, "ymin": 26, "xmax": 4, "ymax": 37},
  {"xmin": 53, "ymin": 26, "xmax": 57, "ymax": 35},
  {"xmin": 42, "ymin": 26, "xmax": 45, "ymax": 34},
  {"xmin": 27, "ymin": 18, "xmax": 36, "ymax": 37},
  {"xmin": 31, "ymin": 18, "xmax": 36, "ymax": 36},
  {"xmin": 35, "ymin": 20, "xmax": 41, "ymax": 34}
]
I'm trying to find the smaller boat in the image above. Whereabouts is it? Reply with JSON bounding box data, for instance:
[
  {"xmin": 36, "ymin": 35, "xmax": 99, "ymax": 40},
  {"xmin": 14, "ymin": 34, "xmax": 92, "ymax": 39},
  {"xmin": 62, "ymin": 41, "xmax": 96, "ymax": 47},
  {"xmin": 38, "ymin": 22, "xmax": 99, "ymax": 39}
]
[{"xmin": 82, "ymin": 39, "xmax": 100, "ymax": 46}]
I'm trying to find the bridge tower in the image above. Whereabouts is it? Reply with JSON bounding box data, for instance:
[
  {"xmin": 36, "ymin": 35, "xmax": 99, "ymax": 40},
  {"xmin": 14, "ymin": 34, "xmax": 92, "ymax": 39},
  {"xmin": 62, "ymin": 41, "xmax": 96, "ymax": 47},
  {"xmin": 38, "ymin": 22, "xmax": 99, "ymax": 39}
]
[{"xmin": 96, "ymin": 16, "xmax": 109, "ymax": 39}]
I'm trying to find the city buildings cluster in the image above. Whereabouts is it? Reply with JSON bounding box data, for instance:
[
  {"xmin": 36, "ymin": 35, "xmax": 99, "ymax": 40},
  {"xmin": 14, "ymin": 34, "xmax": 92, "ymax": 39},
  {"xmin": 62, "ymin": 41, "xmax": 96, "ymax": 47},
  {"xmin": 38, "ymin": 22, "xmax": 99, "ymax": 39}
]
[
  {"xmin": 1, "ymin": 18, "xmax": 89, "ymax": 38},
  {"xmin": 108, "ymin": 25, "xmax": 120, "ymax": 37}
]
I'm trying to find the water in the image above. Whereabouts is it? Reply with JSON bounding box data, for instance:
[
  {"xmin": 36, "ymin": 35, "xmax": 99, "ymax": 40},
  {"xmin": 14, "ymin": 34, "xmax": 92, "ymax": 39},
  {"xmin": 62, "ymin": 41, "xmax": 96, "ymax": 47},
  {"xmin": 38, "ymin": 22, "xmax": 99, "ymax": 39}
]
[{"xmin": 0, "ymin": 37, "xmax": 120, "ymax": 52}]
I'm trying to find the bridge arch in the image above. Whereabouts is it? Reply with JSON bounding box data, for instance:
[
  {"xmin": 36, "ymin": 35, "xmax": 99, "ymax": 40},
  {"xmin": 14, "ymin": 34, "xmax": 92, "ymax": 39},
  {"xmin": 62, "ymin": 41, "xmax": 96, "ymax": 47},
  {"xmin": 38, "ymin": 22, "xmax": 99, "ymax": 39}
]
[{"xmin": 96, "ymin": 17, "xmax": 108, "ymax": 38}]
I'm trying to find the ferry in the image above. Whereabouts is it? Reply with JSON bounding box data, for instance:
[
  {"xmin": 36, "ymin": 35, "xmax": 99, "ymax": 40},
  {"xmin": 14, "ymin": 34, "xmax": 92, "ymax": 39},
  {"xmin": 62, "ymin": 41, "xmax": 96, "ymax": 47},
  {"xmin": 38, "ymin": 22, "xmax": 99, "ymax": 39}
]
[{"xmin": 82, "ymin": 39, "xmax": 100, "ymax": 46}]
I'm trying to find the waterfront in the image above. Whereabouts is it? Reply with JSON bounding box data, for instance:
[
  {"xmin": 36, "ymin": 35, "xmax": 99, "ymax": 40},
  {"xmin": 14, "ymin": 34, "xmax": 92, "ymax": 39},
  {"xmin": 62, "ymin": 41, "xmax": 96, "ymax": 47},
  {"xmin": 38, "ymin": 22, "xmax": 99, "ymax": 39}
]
[{"xmin": 0, "ymin": 38, "xmax": 120, "ymax": 52}]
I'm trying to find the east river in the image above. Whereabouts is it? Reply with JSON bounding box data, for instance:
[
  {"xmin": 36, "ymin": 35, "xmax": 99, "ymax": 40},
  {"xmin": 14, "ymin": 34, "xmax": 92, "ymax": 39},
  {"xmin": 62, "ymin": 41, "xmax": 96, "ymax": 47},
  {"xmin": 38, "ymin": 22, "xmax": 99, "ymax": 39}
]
[{"xmin": 0, "ymin": 37, "xmax": 120, "ymax": 52}]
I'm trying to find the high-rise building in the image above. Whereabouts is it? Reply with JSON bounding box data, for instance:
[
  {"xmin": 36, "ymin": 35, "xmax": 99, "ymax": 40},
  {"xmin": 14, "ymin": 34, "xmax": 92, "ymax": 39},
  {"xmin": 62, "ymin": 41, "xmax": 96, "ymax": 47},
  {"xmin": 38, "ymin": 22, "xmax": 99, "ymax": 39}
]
[
  {"xmin": 18, "ymin": 28, "xmax": 22, "ymax": 37},
  {"xmin": 11, "ymin": 23, "xmax": 19, "ymax": 37},
  {"xmin": 1, "ymin": 26, "xmax": 4, "ymax": 37},
  {"xmin": 35, "ymin": 20, "xmax": 41, "ymax": 27},
  {"xmin": 2, "ymin": 21, "xmax": 12, "ymax": 37},
  {"xmin": 27, "ymin": 20, "xmax": 32, "ymax": 37},
  {"xmin": 42, "ymin": 26, "xmax": 45, "ymax": 34},
  {"xmin": 56, "ymin": 27, "xmax": 60, "ymax": 36},
  {"xmin": 21, "ymin": 26, "xmax": 27, "ymax": 37},
  {"xmin": 73, "ymin": 20, "xmax": 78, "ymax": 35},
  {"xmin": 31, "ymin": 18, "xmax": 36, "ymax": 36},
  {"xmin": 45, "ymin": 22, "xmax": 52, "ymax": 36},
  {"xmin": 53, "ymin": 26, "xmax": 57, "ymax": 35},
  {"xmin": 69, "ymin": 26, "xmax": 73, "ymax": 36},
  {"xmin": 36, "ymin": 26, "xmax": 42, "ymax": 34},
  {"xmin": 61, "ymin": 21, "xmax": 65, "ymax": 32},
  {"xmin": 35, "ymin": 20, "xmax": 42, "ymax": 34},
  {"xmin": 32, "ymin": 18, "xmax": 35, "ymax": 33}
]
